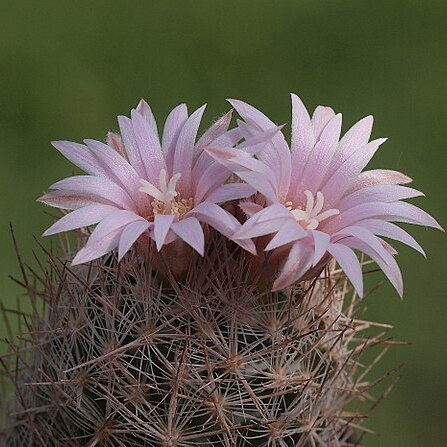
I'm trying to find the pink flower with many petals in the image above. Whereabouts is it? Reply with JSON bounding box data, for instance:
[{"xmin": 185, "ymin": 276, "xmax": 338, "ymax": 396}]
[
  {"xmin": 39, "ymin": 100, "xmax": 258, "ymax": 265},
  {"xmin": 207, "ymin": 94, "xmax": 443, "ymax": 296}
]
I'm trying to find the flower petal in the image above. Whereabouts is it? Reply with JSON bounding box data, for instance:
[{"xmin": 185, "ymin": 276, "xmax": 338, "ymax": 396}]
[
  {"xmin": 327, "ymin": 243, "xmax": 364, "ymax": 297},
  {"xmin": 43, "ymin": 204, "xmax": 117, "ymax": 236},
  {"xmin": 195, "ymin": 110, "xmax": 233, "ymax": 153},
  {"xmin": 88, "ymin": 210, "xmax": 145, "ymax": 244},
  {"xmin": 272, "ymin": 240, "xmax": 314, "ymax": 291},
  {"xmin": 295, "ymin": 113, "xmax": 342, "ymax": 194},
  {"xmin": 347, "ymin": 169, "xmax": 413, "ymax": 194},
  {"xmin": 204, "ymin": 183, "xmax": 256, "ymax": 204},
  {"xmin": 233, "ymin": 204, "xmax": 292, "ymax": 240},
  {"xmin": 329, "ymin": 115, "xmax": 374, "ymax": 173},
  {"xmin": 360, "ymin": 219, "xmax": 426, "ymax": 257},
  {"xmin": 49, "ymin": 176, "xmax": 136, "ymax": 211},
  {"xmin": 265, "ymin": 220, "xmax": 307, "ymax": 251},
  {"xmin": 72, "ymin": 228, "xmax": 122, "ymax": 265},
  {"xmin": 136, "ymin": 99, "xmax": 159, "ymax": 138},
  {"xmin": 131, "ymin": 108, "xmax": 165, "ymax": 181},
  {"xmin": 173, "ymin": 105, "xmax": 206, "ymax": 194},
  {"xmin": 342, "ymin": 236, "xmax": 403, "ymax": 297},
  {"xmin": 117, "ymin": 115, "xmax": 146, "ymax": 178},
  {"xmin": 311, "ymin": 230, "xmax": 330, "ymax": 266},
  {"xmin": 83, "ymin": 139, "xmax": 143, "ymax": 195},
  {"xmin": 171, "ymin": 217, "xmax": 204, "ymax": 255},
  {"xmin": 239, "ymin": 201, "xmax": 264, "ymax": 218},
  {"xmin": 38, "ymin": 190, "xmax": 114, "ymax": 210},
  {"xmin": 311, "ymin": 105, "xmax": 336, "ymax": 139},
  {"xmin": 118, "ymin": 220, "xmax": 150, "ymax": 261},
  {"xmin": 191, "ymin": 202, "xmax": 256, "ymax": 254},
  {"xmin": 153, "ymin": 214, "xmax": 176, "ymax": 251},
  {"xmin": 338, "ymin": 185, "xmax": 424, "ymax": 211},
  {"xmin": 327, "ymin": 201, "xmax": 443, "ymax": 233},
  {"xmin": 290, "ymin": 93, "xmax": 315, "ymax": 156},
  {"xmin": 51, "ymin": 141, "xmax": 109, "ymax": 177},
  {"xmin": 162, "ymin": 103, "xmax": 189, "ymax": 173},
  {"xmin": 322, "ymin": 138, "xmax": 387, "ymax": 206}
]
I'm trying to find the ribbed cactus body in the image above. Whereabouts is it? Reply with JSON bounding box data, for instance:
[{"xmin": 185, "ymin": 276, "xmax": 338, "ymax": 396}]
[{"xmin": 1, "ymin": 239, "xmax": 394, "ymax": 446}]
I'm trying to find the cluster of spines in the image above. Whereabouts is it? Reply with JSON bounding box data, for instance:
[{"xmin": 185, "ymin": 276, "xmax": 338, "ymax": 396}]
[{"xmin": 0, "ymin": 236, "xmax": 399, "ymax": 446}]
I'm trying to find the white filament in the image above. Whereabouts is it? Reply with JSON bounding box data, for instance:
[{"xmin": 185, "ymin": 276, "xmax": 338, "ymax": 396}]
[
  {"xmin": 139, "ymin": 169, "xmax": 181, "ymax": 206},
  {"xmin": 287, "ymin": 190, "xmax": 339, "ymax": 230}
]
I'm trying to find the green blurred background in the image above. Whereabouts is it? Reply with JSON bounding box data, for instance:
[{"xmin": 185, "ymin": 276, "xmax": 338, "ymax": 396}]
[{"xmin": 1, "ymin": 0, "xmax": 446, "ymax": 445}]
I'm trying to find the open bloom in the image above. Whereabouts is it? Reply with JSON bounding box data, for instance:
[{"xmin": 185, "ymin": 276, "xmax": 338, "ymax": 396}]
[
  {"xmin": 207, "ymin": 94, "xmax": 442, "ymax": 296},
  {"xmin": 39, "ymin": 100, "xmax": 259, "ymax": 265}
]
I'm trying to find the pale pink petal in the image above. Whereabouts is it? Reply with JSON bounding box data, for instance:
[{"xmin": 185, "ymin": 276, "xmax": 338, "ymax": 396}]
[
  {"xmin": 204, "ymin": 183, "xmax": 256, "ymax": 204},
  {"xmin": 239, "ymin": 201, "xmax": 264, "ymax": 218},
  {"xmin": 290, "ymin": 93, "xmax": 315, "ymax": 156},
  {"xmin": 233, "ymin": 204, "xmax": 293, "ymax": 240},
  {"xmin": 171, "ymin": 217, "xmax": 204, "ymax": 255},
  {"xmin": 272, "ymin": 240, "xmax": 314, "ymax": 291},
  {"xmin": 327, "ymin": 201, "xmax": 443, "ymax": 233},
  {"xmin": 49, "ymin": 176, "xmax": 136, "ymax": 211},
  {"xmin": 191, "ymin": 202, "xmax": 256, "ymax": 254},
  {"xmin": 87, "ymin": 210, "xmax": 145, "ymax": 246},
  {"xmin": 254, "ymin": 203, "xmax": 295, "ymax": 224},
  {"xmin": 329, "ymin": 115, "xmax": 374, "ymax": 173},
  {"xmin": 227, "ymin": 99, "xmax": 279, "ymax": 132},
  {"xmin": 194, "ymin": 161, "xmax": 231, "ymax": 203},
  {"xmin": 311, "ymin": 105, "xmax": 336, "ymax": 139},
  {"xmin": 333, "ymin": 226, "xmax": 393, "ymax": 262},
  {"xmin": 342, "ymin": 236, "xmax": 403, "ymax": 297},
  {"xmin": 206, "ymin": 146, "xmax": 278, "ymax": 202},
  {"xmin": 294, "ymin": 113, "xmax": 342, "ymax": 194},
  {"xmin": 106, "ymin": 132, "xmax": 128, "ymax": 160},
  {"xmin": 136, "ymin": 99, "xmax": 159, "ymax": 138},
  {"xmin": 327, "ymin": 243, "xmax": 364, "ymax": 297},
  {"xmin": 347, "ymin": 169, "xmax": 413, "ymax": 194},
  {"xmin": 43, "ymin": 204, "xmax": 117, "ymax": 236},
  {"xmin": 311, "ymin": 230, "xmax": 330, "ymax": 266},
  {"xmin": 237, "ymin": 125, "xmax": 285, "ymax": 154},
  {"xmin": 72, "ymin": 228, "xmax": 122, "ymax": 265},
  {"xmin": 117, "ymin": 115, "xmax": 146, "ymax": 178},
  {"xmin": 131, "ymin": 109, "xmax": 165, "ymax": 181},
  {"xmin": 235, "ymin": 172, "xmax": 277, "ymax": 203},
  {"xmin": 212, "ymin": 126, "xmax": 244, "ymax": 148},
  {"xmin": 360, "ymin": 219, "xmax": 426, "ymax": 257},
  {"xmin": 162, "ymin": 104, "xmax": 188, "ymax": 174},
  {"xmin": 236, "ymin": 125, "xmax": 289, "ymax": 195},
  {"xmin": 51, "ymin": 141, "xmax": 109, "ymax": 177},
  {"xmin": 229, "ymin": 99, "xmax": 291, "ymax": 196},
  {"xmin": 265, "ymin": 220, "xmax": 307, "ymax": 251},
  {"xmin": 338, "ymin": 185, "xmax": 424, "ymax": 211},
  {"xmin": 173, "ymin": 105, "xmax": 206, "ymax": 194},
  {"xmin": 322, "ymin": 138, "xmax": 387, "ymax": 206},
  {"xmin": 153, "ymin": 214, "xmax": 176, "ymax": 251},
  {"xmin": 195, "ymin": 110, "xmax": 232, "ymax": 153},
  {"xmin": 84, "ymin": 139, "xmax": 143, "ymax": 195},
  {"xmin": 73, "ymin": 209, "xmax": 145, "ymax": 264},
  {"xmin": 118, "ymin": 220, "xmax": 150, "ymax": 261},
  {"xmin": 38, "ymin": 190, "xmax": 114, "ymax": 210}
]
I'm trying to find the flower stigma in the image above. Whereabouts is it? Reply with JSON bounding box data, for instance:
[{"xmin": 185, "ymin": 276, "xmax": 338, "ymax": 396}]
[
  {"xmin": 286, "ymin": 190, "xmax": 339, "ymax": 230},
  {"xmin": 139, "ymin": 169, "xmax": 194, "ymax": 220}
]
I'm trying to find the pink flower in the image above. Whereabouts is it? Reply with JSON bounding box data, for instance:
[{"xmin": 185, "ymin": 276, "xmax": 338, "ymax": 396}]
[
  {"xmin": 39, "ymin": 100, "xmax": 260, "ymax": 265},
  {"xmin": 207, "ymin": 94, "xmax": 443, "ymax": 296}
]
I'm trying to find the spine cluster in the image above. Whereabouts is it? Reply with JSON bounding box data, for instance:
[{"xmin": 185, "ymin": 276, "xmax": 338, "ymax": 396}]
[{"xmin": 0, "ymin": 236, "xmax": 398, "ymax": 446}]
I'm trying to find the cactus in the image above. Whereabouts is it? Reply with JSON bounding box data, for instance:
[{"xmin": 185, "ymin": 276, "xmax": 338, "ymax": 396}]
[
  {"xmin": 0, "ymin": 233, "xmax": 397, "ymax": 447},
  {"xmin": 3, "ymin": 92, "xmax": 437, "ymax": 446}
]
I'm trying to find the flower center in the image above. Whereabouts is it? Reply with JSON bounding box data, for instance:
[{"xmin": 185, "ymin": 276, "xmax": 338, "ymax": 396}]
[
  {"xmin": 286, "ymin": 190, "xmax": 339, "ymax": 230},
  {"xmin": 139, "ymin": 169, "xmax": 193, "ymax": 220}
]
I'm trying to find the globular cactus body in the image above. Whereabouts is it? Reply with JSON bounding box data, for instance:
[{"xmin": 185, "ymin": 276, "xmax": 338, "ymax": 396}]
[{"xmin": 1, "ymin": 237, "xmax": 395, "ymax": 446}]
